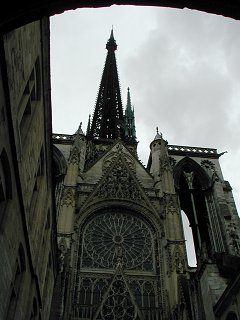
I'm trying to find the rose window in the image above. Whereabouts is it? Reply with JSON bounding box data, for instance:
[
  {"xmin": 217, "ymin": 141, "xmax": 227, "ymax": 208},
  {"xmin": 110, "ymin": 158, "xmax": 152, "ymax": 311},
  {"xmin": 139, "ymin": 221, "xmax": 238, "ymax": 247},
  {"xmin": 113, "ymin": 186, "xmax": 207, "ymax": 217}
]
[{"xmin": 82, "ymin": 212, "xmax": 153, "ymax": 271}]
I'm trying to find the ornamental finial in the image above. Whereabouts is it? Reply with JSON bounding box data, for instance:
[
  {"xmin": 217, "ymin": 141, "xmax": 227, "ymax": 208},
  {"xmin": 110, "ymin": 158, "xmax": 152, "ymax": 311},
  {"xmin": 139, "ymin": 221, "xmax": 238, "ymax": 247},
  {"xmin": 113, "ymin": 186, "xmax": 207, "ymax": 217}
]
[
  {"xmin": 154, "ymin": 127, "xmax": 162, "ymax": 140},
  {"xmin": 78, "ymin": 122, "xmax": 83, "ymax": 133},
  {"xmin": 106, "ymin": 27, "xmax": 117, "ymax": 51}
]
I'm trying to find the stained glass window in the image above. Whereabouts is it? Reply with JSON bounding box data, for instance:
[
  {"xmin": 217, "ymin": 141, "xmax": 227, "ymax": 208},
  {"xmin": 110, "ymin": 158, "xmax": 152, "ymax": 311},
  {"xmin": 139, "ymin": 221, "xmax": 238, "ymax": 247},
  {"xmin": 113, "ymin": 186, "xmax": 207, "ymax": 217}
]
[{"xmin": 82, "ymin": 212, "xmax": 154, "ymax": 271}]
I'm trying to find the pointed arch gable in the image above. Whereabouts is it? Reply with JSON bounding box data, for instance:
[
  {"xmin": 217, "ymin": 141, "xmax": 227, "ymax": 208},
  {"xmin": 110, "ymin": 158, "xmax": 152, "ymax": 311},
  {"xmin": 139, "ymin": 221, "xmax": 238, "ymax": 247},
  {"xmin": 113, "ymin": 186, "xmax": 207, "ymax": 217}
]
[
  {"xmin": 173, "ymin": 157, "xmax": 211, "ymax": 190},
  {"xmin": 80, "ymin": 152, "xmax": 157, "ymax": 216}
]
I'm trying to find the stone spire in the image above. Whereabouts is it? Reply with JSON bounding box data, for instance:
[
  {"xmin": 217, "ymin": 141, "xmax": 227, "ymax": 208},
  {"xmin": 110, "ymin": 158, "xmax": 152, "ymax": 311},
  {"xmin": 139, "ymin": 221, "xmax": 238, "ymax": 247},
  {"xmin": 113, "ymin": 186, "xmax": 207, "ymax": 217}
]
[
  {"xmin": 124, "ymin": 87, "xmax": 136, "ymax": 142},
  {"xmin": 89, "ymin": 29, "xmax": 124, "ymax": 140}
]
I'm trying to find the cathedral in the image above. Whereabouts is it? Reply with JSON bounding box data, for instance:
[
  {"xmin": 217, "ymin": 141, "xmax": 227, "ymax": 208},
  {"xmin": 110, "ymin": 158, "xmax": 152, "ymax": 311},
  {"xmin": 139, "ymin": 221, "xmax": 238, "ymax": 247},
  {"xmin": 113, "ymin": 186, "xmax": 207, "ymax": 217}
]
[
  {"xmin": 51, "ymin": 30, "xmax": 240, "ymax": 319},
  {"xmin": 1, "ymin": 17, "xmax": 240, "ymax": 320}
]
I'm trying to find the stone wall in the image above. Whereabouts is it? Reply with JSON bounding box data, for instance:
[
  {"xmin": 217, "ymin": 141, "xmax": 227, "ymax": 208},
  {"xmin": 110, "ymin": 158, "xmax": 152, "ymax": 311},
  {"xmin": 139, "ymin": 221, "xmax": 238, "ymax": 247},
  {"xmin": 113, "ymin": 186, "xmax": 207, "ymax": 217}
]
[{"xmin": 0, "ymin": 18, "xmax": 57, "ymax": 319}]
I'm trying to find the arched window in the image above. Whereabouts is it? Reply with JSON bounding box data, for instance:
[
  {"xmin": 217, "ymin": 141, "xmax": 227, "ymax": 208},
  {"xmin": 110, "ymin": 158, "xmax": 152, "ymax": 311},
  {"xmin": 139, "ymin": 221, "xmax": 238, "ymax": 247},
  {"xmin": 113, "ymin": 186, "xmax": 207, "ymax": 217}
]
[
  {"xmin": 181, "ymin": 210, "xmax": 197, "ymax": 267},
  {"xmin": 73, "ymin": 208, "xmax": 160, "ymax": 319},
  {"xmin": 174, "ymin": 157, "xmax": 213, "ymax": 264}
]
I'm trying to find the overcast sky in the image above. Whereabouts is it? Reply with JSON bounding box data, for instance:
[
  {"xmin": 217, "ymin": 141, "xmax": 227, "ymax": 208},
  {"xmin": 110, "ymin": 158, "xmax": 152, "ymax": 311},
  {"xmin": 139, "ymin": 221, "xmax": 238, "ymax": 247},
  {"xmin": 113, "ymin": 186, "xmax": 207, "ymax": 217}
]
[{"xmin": 50, "ymin": 5, "xmax": 240, "ymax": 265}]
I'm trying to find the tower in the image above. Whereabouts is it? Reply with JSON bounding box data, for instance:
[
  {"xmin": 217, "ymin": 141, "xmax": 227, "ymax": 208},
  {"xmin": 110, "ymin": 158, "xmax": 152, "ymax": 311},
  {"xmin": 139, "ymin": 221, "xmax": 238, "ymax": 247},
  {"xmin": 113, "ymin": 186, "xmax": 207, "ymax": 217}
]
[{"xmin": 52, "ymin": 31, "xmax": 240, "ymax": 320}]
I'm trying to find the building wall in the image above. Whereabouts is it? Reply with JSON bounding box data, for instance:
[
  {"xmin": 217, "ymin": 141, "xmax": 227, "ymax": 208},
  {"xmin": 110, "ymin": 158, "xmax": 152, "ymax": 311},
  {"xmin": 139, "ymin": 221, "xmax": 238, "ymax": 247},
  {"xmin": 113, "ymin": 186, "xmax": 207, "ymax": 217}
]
[
  {"xmin": 0, "ymin": 18, "xmax": 57, "ymax": 320},
  {"xmin": 51, "ymin": 131, "xmax": 240, "ymax": 320}
]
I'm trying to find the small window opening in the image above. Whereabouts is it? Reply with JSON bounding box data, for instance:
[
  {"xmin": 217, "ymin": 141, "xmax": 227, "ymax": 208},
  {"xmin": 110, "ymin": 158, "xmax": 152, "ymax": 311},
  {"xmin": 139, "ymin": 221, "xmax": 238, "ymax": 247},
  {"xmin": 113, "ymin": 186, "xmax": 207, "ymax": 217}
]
[{"xmin": 181, "ymin": 210, "xmax": 197, "ymax": 267}]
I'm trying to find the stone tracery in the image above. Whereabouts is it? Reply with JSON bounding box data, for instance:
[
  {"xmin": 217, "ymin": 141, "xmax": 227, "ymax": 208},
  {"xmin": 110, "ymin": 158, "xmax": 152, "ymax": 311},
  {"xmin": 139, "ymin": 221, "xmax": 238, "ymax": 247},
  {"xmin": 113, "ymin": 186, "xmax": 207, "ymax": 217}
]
[{"xmin": 81, "ymin": 212, "xmax": 154, "ymax": 271}]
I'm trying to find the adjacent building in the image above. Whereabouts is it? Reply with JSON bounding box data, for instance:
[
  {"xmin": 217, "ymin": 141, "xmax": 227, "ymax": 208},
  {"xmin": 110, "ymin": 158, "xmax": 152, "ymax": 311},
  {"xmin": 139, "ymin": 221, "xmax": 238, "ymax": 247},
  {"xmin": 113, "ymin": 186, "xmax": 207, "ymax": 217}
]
[{"xmin": 0, "ymin": 18, "xmax": 57, "ymax": 319}]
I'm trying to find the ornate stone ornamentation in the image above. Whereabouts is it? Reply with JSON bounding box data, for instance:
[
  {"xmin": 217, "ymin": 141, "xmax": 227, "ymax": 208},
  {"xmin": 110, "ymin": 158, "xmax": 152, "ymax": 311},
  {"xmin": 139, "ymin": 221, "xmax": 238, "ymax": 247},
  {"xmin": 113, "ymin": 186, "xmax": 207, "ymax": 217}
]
[
  {"xmin": 61, "ymin": 186, "xmax": 75, "ymax": 207},
  {"xmin": 201, "ymin": 160, "xmax": 215, "ymax": 170},
  {"xmin": 167, "ymin": 196, "xmax": 178, "ymax": 215},
  {"xmin": 175, "ymin": 250, "xmax": 185, "ymax": 274},
  {"xmin": 69, "ymin": 146, "xmax": 79, "ymax": 164},
  {"xmin": 165, "ymin": 244, "xmax": 174, "ymax": 273},
  {"xmin": 82, "ymin": 211, "xmax": 154, "ymax": 271},
  {"xmin": 225, "ymin": 220, "xmax": 240, "ymax": 255},
  {"xmin": 201, "ymin": 159, "xmax": 220, "ymax": 183},
  {"xmin": 100, "ymin": 275, "xmax": 136, "ymax": 320},
  {"xmin": 58, "ymin": 237, "xmax": 68, "ymax": 272},
  {"xmin": 97, "ymin": 157, "xmax": 142, "ymax": 201},
  {"xmin": 162, "ymin": 194, "xmax": 179, "ymax": 216},
  {"xmin": 103, "ymin": 152, "xmax": 136, "ymax": 175},
  {"xmin": 102, "ymin": 154, "xmax": 118, "ymax": 173},
  {"xmin": 169, "ymin": 157, "xmax": 177, "ymax": 169},
  {"xmin": 183, "ymin": 171, "xmax": 194, "ymax": 190}
]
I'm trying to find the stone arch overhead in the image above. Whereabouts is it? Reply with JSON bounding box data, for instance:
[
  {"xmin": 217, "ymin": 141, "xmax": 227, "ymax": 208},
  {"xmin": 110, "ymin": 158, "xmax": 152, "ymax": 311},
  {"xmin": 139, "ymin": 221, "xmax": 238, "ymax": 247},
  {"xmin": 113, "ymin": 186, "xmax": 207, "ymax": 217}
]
[
  {"xmin": 1, "ymin": 1, "xmax": 240, "ymax": 34},
  {"xmin": 173, "ymin": 156, "xmax": 211, "ymax": 190},
  {"xmin": 74, "ymin": 199, "xmax": 162, "ymax": 235},
  {"xmin": 52, "ymin": 145, "xmax": 67, "ymax": 177}
]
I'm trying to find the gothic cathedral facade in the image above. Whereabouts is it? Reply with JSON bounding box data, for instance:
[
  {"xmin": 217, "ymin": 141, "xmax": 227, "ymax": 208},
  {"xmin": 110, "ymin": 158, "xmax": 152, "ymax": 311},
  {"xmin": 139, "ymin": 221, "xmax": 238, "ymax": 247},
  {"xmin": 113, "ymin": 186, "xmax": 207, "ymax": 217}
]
[{"xmin": 52, "ymin": 31, "xmax": 240, "ymax": 320}]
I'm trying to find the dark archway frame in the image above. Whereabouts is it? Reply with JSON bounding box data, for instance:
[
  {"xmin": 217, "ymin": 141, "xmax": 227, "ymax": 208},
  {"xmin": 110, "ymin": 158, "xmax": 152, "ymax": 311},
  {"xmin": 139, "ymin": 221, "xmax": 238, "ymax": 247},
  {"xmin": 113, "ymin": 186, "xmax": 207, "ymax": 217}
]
[
  {"xmin": 173, "ymin": 157, "xmax": 213, "ymax": 260},
  {"xmin": 0, "ymin": 0, "xmax": 240, "ymax": 34}
]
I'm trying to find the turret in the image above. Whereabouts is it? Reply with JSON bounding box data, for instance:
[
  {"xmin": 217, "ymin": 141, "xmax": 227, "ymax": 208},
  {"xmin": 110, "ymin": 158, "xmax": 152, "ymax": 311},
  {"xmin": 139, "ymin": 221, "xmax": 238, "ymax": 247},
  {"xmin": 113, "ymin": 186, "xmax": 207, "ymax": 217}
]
[
  {"xmin": 149, "ymin": 128, "xmax": 175, "ymax": 194},
  {"xmin": 57, "ymin": 122, "xmax": 86, "ymax": 234},
  {"xmin": 149, "ymin": 127, "xmax": 164, "ymax": 177}
]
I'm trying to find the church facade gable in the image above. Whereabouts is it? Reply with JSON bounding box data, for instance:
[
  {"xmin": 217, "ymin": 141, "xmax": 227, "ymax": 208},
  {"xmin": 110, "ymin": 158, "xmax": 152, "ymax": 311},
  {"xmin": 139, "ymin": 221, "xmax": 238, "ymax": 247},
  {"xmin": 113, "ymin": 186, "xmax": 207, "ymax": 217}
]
[{"xmin": 79, "ymin": 144, "xmax": 157, "ymax": 217}]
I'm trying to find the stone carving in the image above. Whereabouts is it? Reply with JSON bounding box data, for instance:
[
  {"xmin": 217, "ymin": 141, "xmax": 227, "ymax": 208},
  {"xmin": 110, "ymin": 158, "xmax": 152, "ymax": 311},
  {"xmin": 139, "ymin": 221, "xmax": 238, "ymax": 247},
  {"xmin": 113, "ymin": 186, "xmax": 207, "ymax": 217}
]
[
  {"xmin": 82, "ymin": 212, "xmax": 153, "ymax": 271},
  {"xmin": 183, "ymin": 171, "xmax": 194, "ymax": 190},
  {"xmin": 226, "ymin": 220, "xmax": 240, "ymax": 255},
  {"xmin": 69, "ymin": 146, "xmax": 79, "ymax": 164},
  {"xmin": 58, "ymin": 237, "xmax": 68, "ymax": 272},
  {"xmin": 102, "ymin": 154, "xmax": 118, "ymax": 173},
  {"xmin": 97, "ymin": 158, "xmax": 142, "ymax": 200},
  {"xmin": 175, "ymin": 251, "xmax": 185, "ymax": 274},
  {"xmin": 168, "ymin": 197, "xmax": 178, "ymax": 215},
  {"xmin": 162, "ymin": 194, "xmax": 179, "ymax": 216},
  {"xmin": 230, "ymin": 235, "xmax": 240, "ymax": 255},
  {"xmin": 165, "ymin": 243, "xmax": 186, "ymax": 275},
  {"xmin": 61, "ymin": 186, "xmax": 75, "ymax": 207},
  {"xmin": 100, "ymin": 276, "xmax": 135, "ymax": 320},
  {"xmin": 169, "ymin": 157, "xmax": 177, "ymax": 169},
  {"xmin": 103, "ymin": 151, "xmax": 135, "ymax": 174},
  {"xmin": 201, "ymin": 159, "xmax": 220, "ymax": 183},
  {"xmin": 166, "ymin": 245, "xmax": 174, "ymax": 273},
  {"xmin": 201, "ymin": 160, "xmax": 215, "ymax": 170}
]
